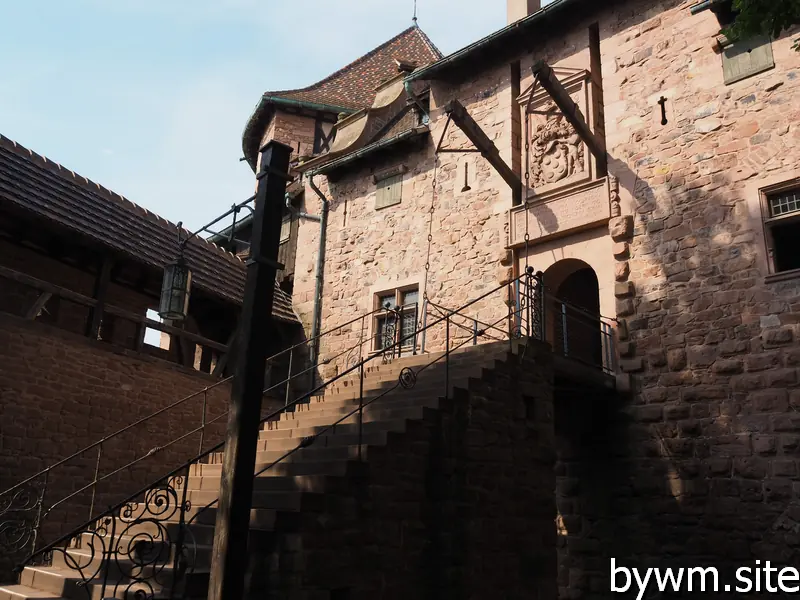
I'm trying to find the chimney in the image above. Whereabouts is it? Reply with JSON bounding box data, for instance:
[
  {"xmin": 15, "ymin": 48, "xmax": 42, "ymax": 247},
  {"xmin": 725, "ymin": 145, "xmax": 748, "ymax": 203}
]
[{"xmin": 507, "ymin": 0, "xmax": 541, "ymax": 24}]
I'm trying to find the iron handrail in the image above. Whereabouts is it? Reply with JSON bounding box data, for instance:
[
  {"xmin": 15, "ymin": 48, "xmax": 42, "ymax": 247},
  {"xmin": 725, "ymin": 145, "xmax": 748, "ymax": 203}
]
[
  {"xmin": 0, "ymin": 302, "xmax": 394, "ymax": 546},
  {"xmin": 424, "ymin": 298, "xmax": 507, "ymax": 342},
  {"xmin": 184, "ymin": 295, "xmax": 533, "ymax": 526},
  {"xmin": 18, "ymin": 273, "xmax": 531, "ymax": 569}
]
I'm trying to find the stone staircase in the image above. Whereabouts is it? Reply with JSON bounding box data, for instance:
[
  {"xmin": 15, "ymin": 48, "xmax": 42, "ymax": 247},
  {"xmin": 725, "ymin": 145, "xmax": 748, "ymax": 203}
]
[{"xmin": 0, "ymin": 339, "xmax": 555, "ymax": 600}]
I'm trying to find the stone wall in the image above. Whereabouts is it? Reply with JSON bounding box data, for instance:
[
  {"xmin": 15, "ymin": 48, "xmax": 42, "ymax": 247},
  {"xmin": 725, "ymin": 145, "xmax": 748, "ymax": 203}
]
[
  {"xmin": 551, "ymin": 0, "xmax": 800, "ymax": 597},
  {"xmin": 261, "ymin": 110, "xmax": 317, "ymax": 159},
  {"xmin": 0, "ymin": 313, "xmax": 256, "ymax": 582},
  {"xmin": 294, "ymin": 65, "xmax": 521, "ymax": 377}
]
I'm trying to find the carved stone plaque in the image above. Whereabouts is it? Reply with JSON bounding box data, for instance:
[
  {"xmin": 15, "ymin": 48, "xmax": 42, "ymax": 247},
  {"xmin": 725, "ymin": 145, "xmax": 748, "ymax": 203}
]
[
  {"xmin": 519, "ymin": 68, "xmax": 594, "ymax": 196},
  {"xmin": 509, "ymin": 177, "xmax": 610, "ymax": 246}
]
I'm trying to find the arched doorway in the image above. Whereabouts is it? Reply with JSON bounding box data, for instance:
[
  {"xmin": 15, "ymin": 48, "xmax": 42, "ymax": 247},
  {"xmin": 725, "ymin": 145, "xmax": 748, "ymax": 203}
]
[{"xmin": 543, "ymin": 259, "xmax": 603, "ymax": 369}]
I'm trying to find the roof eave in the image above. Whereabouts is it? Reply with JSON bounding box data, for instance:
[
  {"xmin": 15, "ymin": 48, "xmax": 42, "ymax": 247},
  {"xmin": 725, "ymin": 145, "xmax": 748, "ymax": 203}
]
[
  {"xmin": 307, "ymin": 126, "xmax": 429, "ymax": 176},
  {"xmin": 405, "ymin": 0, "xmax": 578, "ymax": 83}
]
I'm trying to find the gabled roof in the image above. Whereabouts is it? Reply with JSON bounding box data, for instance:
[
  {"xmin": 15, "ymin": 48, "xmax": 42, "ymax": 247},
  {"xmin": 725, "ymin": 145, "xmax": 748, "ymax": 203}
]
[
  {"xmin": 242, "ymin": 25, "xmax": 442, "ymax": 169},
  {"xmin": 0, "ymin": 135, "xmax": 299, "ymax": 324}
]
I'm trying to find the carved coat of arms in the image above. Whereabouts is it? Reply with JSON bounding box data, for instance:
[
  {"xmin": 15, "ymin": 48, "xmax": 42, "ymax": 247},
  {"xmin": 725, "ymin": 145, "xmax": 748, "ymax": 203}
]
[{"xmin": 529, "ymin": 101, "xmax": 585, "ymax": 188}]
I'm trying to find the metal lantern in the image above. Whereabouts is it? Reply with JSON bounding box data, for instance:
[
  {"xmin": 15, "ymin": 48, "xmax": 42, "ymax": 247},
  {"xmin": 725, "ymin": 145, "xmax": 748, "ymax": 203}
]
[{"xmin": 158, "ymin": 258, "xmax": 192, "ymax": 321}]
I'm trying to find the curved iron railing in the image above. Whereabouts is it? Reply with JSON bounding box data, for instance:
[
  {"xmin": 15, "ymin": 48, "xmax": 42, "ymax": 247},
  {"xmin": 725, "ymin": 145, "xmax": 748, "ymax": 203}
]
[
  {"xmin": 0, "ymin": 303, "xmax": 392, "ymax": 575},
  {"xmin": 7, "ymin": 271, "xmax": 541, "ymax": 599}
]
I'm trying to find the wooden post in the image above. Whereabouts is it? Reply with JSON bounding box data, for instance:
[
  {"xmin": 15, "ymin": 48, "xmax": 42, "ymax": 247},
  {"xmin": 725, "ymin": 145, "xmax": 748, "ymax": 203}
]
[
  {"xmin": 207, "ymin": 140, "xmax": 292, "ymax": 600},
  {"xmin": 86, "ymin": 255, "xmax": 114, "ymax": 339}
]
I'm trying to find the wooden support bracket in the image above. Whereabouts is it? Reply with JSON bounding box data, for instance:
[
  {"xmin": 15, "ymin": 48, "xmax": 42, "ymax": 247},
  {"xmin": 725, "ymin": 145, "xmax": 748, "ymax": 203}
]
[{"xmin": 441, "ymin": 100, "xmax": 522, "ymax": 205}]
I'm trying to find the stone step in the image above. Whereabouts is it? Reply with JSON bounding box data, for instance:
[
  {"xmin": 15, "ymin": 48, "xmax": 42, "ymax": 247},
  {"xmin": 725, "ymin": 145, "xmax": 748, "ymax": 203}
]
[
  {"xmin": 18, "ymin": 565, "xmax": 192, "ymax": 600},
  {"xmin": 268, "ymin": 405, "xmax": 427, "ymax": 431},
  {"xmin": 258, "ymin": 418, "xmax": 408, "ymax": 441},
  {"xmin": 191, "ymin": 458, "xmax": 368, "ymax": 480},
  {"xmin": 186, "ymin": 489, "xmax": 325, "ymax": 512},
  {"xmin": 0, "ymin": 585, "xmax": 65, "ymax": 600}
]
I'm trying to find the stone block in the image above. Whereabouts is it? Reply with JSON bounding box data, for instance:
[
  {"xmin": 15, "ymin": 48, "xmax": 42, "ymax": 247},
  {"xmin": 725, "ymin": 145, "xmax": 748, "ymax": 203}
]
[
  {"xmin": 688, "ymin": 345, "xmax": 716, "ymax": 368},
  {"xmin": 712, "ymin": 359, "xmax": 743, "ymax": 374},
  {"xmin": 617, "ymin": 319, "xmax": 629, "ymax": 341},
  {"xmin": 618, "ymin": 341, "xmax": 634, "ymax": 357},
  {"xmin": 608, "ymin": 215, "xmax": 633, "ymax": 240},
  {"xmin": 620, "ymin": 357, "xmax": 644, "ymax": 372},
  {"xmin": 763, "ymin": 327, "xmax": 793, "ymax": 347},
  {"xmin": 752, "ymin": 435, "xmax": 776, "ymax": 455},
  {"xmin": 614, "ymin": 281, "xmax": 635, "ymax": 298},
  {"xmin": 616, "ymin": 298, "xmax": 635, "ymax": 317},
  {"xmin": 612, "ymin": 242, "xmax": 630, "ymax": 259},
  {"xmin": 614, "ymin": 261, "xmax": 630, "ymax": 281}
]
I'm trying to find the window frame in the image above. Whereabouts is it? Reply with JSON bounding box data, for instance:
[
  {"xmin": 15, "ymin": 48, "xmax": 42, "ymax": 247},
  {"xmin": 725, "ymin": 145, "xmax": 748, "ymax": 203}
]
[
  {"xmin": 279, "ymin": 214, "xmax": 292, "ymax": 244},
  {"xmin": 759, "ymin": 178, "xmax": 800, "ymax": 278},
  {"xmin": 372, "ymin": 284, "xmax": 420, "ymax": 352}
]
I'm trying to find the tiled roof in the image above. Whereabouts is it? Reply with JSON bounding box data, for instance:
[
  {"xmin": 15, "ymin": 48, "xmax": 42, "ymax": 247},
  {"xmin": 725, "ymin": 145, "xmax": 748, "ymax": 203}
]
[
  {"xmin": 242, "ymin": 25, "xmax": 442, "ymax": 168},
  {"xmin": 269, "ymin": 26, "xmax": 441, "ymax": 110},
  {"xmin": 0, "ymin": 135, "xmax": 299, "ymax": 324}
]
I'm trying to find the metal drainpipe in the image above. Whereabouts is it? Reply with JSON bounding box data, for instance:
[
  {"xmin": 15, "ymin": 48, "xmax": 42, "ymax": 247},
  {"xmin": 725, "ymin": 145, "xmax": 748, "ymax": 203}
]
[{"xmin": 306, "ymin": 173, "xmax": 329, "ymax": 380}]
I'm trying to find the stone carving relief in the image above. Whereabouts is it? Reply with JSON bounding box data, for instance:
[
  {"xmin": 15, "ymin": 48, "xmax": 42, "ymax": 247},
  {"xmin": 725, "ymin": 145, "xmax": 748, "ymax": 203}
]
[{"xmin": 529, "ymin": 100, "xmax": 586, "ymax": 188}]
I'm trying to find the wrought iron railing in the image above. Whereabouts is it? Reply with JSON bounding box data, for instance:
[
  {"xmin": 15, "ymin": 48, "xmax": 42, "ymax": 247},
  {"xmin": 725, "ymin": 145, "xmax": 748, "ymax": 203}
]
[
  {"xmin": 0, "ymin": 302, "xmax": 398, "ymax": 577},
  {"xmin": 5, "ymin": 270, "xmax": 545, "ymax": 598}
]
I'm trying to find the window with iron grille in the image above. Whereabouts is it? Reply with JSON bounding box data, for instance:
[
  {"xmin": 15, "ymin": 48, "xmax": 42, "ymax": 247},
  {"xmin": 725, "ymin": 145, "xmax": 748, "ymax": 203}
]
[
  {"xmin": 762, "ymin": 182, "xmax": 800, "ymax": 275},
  {"xmin": 374, "ymin": 286, "xmax": 419, "ymax": 351}
]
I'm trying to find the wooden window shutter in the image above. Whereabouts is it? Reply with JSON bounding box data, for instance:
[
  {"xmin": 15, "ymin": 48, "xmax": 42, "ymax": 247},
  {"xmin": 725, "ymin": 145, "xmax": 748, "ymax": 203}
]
[
  {"xmin": 375, "ymin": 174, "xmax": 403, "ymax": 210},
  {"xmin": 722, "ymin": 35, "xmax": 774, "ymax": 85}
]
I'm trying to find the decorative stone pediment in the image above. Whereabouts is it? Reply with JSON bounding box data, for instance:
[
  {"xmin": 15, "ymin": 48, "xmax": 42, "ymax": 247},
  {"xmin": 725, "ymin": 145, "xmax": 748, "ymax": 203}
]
[{"xmin": 517, "ymin": 68, "xmax": 596, "ymax": 197}]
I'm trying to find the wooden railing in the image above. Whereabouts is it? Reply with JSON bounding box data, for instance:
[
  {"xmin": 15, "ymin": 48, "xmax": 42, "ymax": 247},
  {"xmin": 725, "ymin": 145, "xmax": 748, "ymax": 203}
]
[{"xmin": 0, "ymin": 264, "xmax": 230, "ymax": 375}]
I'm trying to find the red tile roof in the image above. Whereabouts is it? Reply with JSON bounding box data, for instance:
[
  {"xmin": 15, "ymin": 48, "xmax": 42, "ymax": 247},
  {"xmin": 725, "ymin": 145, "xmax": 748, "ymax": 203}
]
[
  {"xmin": 242, "ymin": 25, "xmax": 442, "ymax": 168},
  {"xmin": 269, "ymin": 26, "xmax": 441, "ymax": 110},
  {"xmin": 0, "ymin": 135, "xmax": 299, "ymax": 324}
]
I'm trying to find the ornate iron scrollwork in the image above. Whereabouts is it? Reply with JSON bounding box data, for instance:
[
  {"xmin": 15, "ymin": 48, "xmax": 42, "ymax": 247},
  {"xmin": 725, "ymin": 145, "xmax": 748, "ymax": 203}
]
[
  {"xmin": 399, "ymin": 368, "xmax": 417, "ymax": 390},
  {"xmin": 0, "ymin": 483, "xmax": 44, "ymax": 568},
  {"xmin": 15, "ymin": 472, "xmax": 196, "ymax": 600}
]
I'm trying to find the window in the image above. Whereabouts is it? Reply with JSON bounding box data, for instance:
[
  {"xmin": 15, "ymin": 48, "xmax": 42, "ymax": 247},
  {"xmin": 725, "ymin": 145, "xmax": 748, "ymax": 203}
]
[
  {"xmin": 762, "ymin": 182, "xmax": 800, "ymax": 275},
  {"xmin": 374, "ymin": 286, "xmax": 419, "ymax": 351},
  {"xmin": 280, "ymin": 215, "xmax": 291, "ymax": 243}
]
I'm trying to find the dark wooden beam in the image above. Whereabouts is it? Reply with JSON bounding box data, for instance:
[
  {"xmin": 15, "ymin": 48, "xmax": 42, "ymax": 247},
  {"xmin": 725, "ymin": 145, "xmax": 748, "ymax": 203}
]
[
  {"xmin": 531, "ymin": 60, "xmax": 606, "ymax": 164},
  {"xmin": 442, "ymin": 100, "xmax": 522, "ymax": 205},
  {"xmin": 86, "ymin": 254, "xmax": 114, "ymax": 339},
  {"xmin": 208, "ymin": 140, "xmax": 292, "ymax": 600}
]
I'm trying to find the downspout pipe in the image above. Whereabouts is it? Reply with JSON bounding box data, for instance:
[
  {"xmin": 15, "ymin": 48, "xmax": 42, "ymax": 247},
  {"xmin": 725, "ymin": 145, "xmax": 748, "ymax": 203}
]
[
  {"xmin": 306, "ymin": 173, "xmax": 329, "ymax": 378},
  {"xmin": 285, "ymin": 193, "xmax": 321, "ymax": 222}
]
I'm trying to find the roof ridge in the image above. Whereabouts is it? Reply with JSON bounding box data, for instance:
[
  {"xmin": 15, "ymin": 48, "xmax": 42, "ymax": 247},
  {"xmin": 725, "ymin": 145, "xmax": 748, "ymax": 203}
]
[
  {"xmin": 0, "ymin": 133, "xmax": 245, "ymax": 266},
  {"xmin": 265, "ymin": 25, "xmax": 423, "ymax": 98}
]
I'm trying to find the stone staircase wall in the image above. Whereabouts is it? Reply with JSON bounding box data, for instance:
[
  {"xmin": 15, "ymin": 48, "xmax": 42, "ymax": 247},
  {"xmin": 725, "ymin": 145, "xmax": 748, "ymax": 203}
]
[{"xmin": 249, "ymin": 340, "xmax": 557, "ymax": 599}]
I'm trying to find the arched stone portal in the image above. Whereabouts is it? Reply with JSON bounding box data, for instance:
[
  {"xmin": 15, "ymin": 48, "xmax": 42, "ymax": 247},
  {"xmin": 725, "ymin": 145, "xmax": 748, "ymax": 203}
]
[{"xmin": 543, "ymin": 259, "xmax": 603, "ymax": 369}]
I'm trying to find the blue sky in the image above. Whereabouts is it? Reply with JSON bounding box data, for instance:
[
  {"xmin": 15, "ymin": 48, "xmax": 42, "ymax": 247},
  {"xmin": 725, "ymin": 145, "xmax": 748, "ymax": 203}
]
[{"xmin": 0, "ymin": 0, "xmax": 508, "ymax": 231}]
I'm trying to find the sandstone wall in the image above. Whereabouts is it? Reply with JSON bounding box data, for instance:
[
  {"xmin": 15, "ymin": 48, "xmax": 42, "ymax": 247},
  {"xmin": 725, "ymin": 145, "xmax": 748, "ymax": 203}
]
[
  {"xmin": 0, "ymin": 313, "xmax": 247, "ymax": 581},
  {"xmin": 261, "ymin": 110, "xmax": 317, "ymax": 159},
  {"xmin": 294, "ymin": 66, "xmax": 521, "ymax": 378},
  {"xmin": 551, "ymin": 1, "xmax": 800, "ymax": 597}
]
